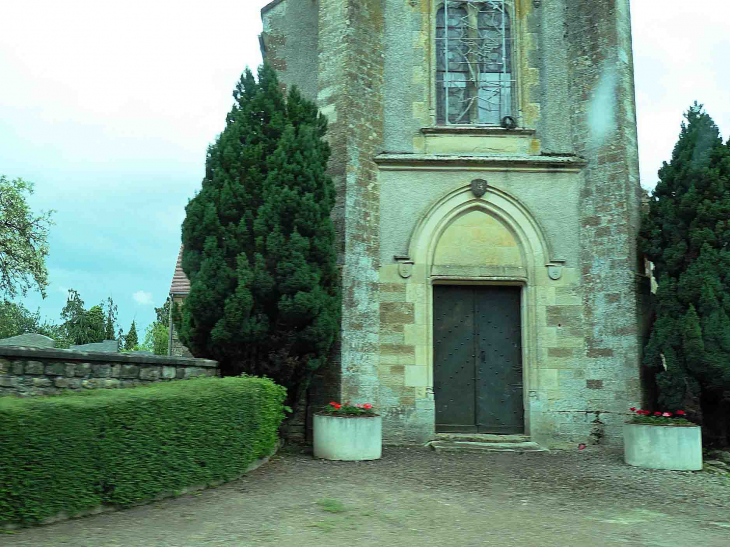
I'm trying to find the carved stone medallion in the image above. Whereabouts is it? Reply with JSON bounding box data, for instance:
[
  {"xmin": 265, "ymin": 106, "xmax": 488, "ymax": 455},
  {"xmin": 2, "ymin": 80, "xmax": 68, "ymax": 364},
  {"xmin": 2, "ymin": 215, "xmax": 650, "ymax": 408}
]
[
  {"xmin": 548, "ymin": 265, "xmax": 562, "ymax": 280},
  {"xmin": 471, "ymin": 178, "xmax": 488, "ymax": 198},
  {"xmin": 398, "ymin": 261, "xmax": 414, "ymax": 279}
]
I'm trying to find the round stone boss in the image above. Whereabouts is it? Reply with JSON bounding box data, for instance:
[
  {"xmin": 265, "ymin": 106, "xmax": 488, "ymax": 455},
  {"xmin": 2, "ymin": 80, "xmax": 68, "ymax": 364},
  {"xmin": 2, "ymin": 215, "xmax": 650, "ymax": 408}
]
[{"xmin": 471, "ymin": 178, "xmax": 488, "ymax": 198}]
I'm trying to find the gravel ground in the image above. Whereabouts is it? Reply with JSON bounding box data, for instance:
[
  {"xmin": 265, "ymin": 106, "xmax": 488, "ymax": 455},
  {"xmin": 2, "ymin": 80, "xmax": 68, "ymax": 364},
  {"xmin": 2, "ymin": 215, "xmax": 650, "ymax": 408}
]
[{"xmin": 3, "ymin": 445, "xmax": 729, "ymax": 546}]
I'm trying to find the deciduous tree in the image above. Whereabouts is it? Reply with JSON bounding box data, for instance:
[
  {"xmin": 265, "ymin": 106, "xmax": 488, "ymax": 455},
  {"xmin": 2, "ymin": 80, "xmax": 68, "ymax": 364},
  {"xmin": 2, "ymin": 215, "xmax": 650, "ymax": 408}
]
[{"xmin": 0, "ymin": 176, "xmax": 54, "ymax": 299}]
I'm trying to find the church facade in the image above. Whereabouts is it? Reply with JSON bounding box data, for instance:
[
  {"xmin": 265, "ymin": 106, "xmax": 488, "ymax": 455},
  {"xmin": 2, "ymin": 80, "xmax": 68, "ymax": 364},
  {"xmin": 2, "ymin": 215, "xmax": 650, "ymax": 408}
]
[{"xmin": 260, "ymin": 0, "xmax": 646, "ymax": 447}]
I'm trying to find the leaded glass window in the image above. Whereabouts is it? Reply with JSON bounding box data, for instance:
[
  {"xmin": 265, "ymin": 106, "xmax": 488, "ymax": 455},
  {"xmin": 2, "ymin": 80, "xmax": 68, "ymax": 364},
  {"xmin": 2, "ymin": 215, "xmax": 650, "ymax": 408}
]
[{"xmin": 436, "ymin": 1, "xmax": 514, "ymax": 125}]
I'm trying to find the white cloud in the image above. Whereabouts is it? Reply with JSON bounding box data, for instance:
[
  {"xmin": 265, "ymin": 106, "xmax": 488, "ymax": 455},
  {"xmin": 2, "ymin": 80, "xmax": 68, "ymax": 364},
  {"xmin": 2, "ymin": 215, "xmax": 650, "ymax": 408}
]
[{"xmin": 133, "ymin": 291, "xmax": 154, "ymax": 306}]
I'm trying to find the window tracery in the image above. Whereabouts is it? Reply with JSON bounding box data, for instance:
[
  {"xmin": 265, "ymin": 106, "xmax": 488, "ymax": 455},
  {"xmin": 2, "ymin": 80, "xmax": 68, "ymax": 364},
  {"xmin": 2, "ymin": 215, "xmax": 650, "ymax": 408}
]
[{"xmin": 435, "ymin": 1, "xmax": 514, "ymax": 125}]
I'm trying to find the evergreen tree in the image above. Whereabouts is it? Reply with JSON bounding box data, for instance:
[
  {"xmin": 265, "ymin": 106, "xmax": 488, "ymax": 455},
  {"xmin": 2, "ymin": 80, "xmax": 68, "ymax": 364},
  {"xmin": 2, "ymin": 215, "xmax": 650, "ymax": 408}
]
[
  {"xmin": 104, "ymin": 296, "xmax": 118, "ymax": 340},
  {"xmin": 640, "ymin": 103, "xmax": 730, "ymax": 446},
  {"xmin": 177, "ymin": 64, "xmax": 340, "ymax": 409},
  {"xmin": 124, "ymin": 320, "xmax": 138, "ymax": 350}
]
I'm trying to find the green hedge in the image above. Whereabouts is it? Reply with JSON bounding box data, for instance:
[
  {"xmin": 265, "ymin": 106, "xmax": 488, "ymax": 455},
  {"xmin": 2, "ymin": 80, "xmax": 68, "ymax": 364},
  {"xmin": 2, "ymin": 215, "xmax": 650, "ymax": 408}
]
[{"xmin": 0, "ymin": 376, "xmax": 286, "ymax": 525}]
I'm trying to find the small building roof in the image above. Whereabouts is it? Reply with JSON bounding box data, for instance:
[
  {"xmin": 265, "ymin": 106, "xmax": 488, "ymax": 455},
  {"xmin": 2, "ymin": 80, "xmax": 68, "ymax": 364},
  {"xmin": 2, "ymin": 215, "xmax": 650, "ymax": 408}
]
[{"xmin": 169, "ymin": 245, "xmax": 191, "ymax": 295}]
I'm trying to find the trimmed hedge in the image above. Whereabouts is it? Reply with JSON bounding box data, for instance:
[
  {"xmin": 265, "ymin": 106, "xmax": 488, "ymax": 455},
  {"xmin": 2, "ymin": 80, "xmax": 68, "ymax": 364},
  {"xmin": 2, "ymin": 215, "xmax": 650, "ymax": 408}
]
[{"xmin": 0, "ymin": 376, "xmax": 286, "ymax": 525}]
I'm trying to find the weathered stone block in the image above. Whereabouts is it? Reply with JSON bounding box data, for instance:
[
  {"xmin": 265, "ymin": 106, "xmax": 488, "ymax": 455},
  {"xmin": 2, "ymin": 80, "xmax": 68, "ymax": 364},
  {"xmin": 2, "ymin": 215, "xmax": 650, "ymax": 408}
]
[
  {"xmin": 161, "ymin": 366, "xmax": 177, "ymax": 379},
  {"xmin": 548, "ymin": 347, "xmax": 575, "ymax": 358},
  {"xmin": 45, "ymin": 362, "xmax": 66, "ymax": 376},
  {"xmin": 0, "ymin": 358, "xmax": 10, "ymax": 374},
  {"xmin": 25, "ymin": 361, "xmax": 44, "ymax": 375},
  {"xmin": 139, "ymin": 367, "xmax": 160, "ymax": 381},
  {"xmin": 0, "ymin": 376, "xmax": 19, "ymax": 387},
  {"xmin": 120, "ymin": 365, "xmax": 139, "ymax": 379},
  {"xmin": 183, "ymin": 367, "xmax": 205, "ymax": 379},
  {"xmin": 110, "ymin": 364, "xmax": 121, "ymax": 378},
  {"xmin": 12, "ymin": 361, "xmax": 24, "ymax": 375},
  {"xmin": 93, "ymin": 365, "xmax": 112, "ymax": 378},
  {"xmin": 54, "ymin": 378, "xmax": 70, "ymax": 388},
  {"xmin": 75, "ymin": 363, "xmax": 91, "ymax": 377},
  {"xmin": 103, "ymin": 379, "xmax": 120, "ymax": 389},
  {"xmin": 33, "ymin": 378, "xmax": 52, "ymax": 387},
  {"xmin": 64, "ymin": 363, "xmax": 76, "ymax": 377},
  {"xmin": 546, "ymin": 306, "xmax": 582, "ymax": 328}
]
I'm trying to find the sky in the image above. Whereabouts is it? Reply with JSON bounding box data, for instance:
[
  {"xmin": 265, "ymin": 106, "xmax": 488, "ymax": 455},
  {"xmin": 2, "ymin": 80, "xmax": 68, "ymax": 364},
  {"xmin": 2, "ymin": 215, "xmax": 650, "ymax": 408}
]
[{"xmin": 1, "ymin": 0, "xmax": 729, "ymax": 338}]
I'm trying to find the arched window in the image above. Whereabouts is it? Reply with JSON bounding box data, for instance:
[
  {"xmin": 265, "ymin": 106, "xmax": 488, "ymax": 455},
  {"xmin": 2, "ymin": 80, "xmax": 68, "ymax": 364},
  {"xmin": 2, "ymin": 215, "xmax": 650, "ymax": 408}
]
[{"xmin": 436, "ymin": 1, "xmax": 514, "ymax": 125}]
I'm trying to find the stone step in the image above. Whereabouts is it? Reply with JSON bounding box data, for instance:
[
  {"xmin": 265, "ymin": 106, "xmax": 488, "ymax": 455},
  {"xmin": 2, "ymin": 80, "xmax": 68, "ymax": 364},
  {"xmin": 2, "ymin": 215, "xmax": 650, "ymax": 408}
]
[
  {"xmin": 434, "ymin": 433, "xmax": 530, "ymax": 444},
  {"xmin": 428, "ymin": 441, "xmax": 548, "ymax": 453}
]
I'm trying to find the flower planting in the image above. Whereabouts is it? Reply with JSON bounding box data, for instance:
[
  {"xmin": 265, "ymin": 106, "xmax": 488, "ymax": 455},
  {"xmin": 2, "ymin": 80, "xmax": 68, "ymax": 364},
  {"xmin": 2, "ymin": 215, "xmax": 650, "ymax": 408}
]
[
  {"xmin": 626, "ymin": 407, "xmax": 693, "ymax": 426},
  {"xmin": 319, "ymin": 401, "xmax": 377, "ymax": 416}
]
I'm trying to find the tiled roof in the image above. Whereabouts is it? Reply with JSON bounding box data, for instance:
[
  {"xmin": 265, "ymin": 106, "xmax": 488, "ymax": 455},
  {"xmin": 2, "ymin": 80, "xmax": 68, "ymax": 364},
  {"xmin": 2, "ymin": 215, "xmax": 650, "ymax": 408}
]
[{"xmin": 169, "ymin": 245, "xmax": 191, "ymax": 295}]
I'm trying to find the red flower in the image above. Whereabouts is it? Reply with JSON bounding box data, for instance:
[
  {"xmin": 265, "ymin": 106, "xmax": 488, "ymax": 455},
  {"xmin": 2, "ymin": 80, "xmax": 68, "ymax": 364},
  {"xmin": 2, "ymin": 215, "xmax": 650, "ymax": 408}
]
[
  {"xmin": 333, "ymin": 404, "xmax": 342, "ymax": 410},
  {"xmin": 676, "ymin": 410, "xmax": 686, "ymax": 416},
  {"xmin": 363, "ymin": 404, "xmax": 373, "ymax": 410},
  {"xmin": 654, "ymin": 412, "xmax": 662, "ymax": 416},
  {"xmin": 629, "ymin": 407, "xmax": 636, "ymax": 411},
  {"xmin": 329, "ymin": 401, "xmax": 339, "ymax": 407},
  {"xmin": 662, "ymin": 412, "xmax": 672, "ymax": 417}
]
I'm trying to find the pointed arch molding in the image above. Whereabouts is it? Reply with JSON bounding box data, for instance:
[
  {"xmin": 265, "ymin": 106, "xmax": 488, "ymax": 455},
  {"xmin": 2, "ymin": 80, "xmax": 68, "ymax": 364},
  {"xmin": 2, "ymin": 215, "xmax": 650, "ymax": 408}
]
[{"xmin": 402, "ymin": 184, "xmax": 563, "ymax": 280}]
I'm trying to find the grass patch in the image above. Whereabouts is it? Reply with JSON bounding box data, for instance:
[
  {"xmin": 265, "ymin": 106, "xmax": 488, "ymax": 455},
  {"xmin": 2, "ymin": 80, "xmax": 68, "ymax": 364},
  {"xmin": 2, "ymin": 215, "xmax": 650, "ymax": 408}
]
[
  {"xmin": 309, "ymin": 521, "xmax": 338, "ymax": 532},
  {"xmin": 316, "ymin": 498, "xmax": 347, "ymax": 513}
]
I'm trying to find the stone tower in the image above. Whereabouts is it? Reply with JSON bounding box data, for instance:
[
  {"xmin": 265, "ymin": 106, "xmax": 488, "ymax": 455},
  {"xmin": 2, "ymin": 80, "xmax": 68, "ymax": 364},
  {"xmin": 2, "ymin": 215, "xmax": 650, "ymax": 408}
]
[{"xmin": 261, "ymin": 0, "xmax": 645, "ymax": 448}]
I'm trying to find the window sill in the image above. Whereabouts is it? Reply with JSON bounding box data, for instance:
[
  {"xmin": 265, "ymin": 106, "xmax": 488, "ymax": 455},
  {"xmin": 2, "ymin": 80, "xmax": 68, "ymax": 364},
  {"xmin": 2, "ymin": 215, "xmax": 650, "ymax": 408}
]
[{"xmin": 421, "ymin": 126, "xmax": 536, "ymax": 137}]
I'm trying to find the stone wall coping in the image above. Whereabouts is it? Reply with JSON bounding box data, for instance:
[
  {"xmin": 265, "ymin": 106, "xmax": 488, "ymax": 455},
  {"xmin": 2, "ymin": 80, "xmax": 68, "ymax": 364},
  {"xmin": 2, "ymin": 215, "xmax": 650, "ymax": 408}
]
[
  {"xmin": 374, "ymin": 153, "xmax": 588, "ymax": 171},
  {"xmin": 0, "ymin": 346, "xmax": 218, "ymax": 367}
]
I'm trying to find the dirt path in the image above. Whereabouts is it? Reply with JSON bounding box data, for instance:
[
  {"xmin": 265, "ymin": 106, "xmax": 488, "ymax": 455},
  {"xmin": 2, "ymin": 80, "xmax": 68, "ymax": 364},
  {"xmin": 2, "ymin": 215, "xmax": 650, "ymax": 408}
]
[{"xmin": 4, "ymin": 446, "xmax": 729, "ymax": 546}]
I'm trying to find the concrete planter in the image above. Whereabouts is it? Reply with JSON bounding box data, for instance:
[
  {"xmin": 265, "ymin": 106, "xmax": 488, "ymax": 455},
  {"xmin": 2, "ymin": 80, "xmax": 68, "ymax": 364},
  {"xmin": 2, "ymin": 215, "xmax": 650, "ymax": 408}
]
[
  {"xmin": 623, "ymin": 423, "xmax": 702, "ymax": 471},
  {"xmin": 313, "ymin": 414, "xmax": 382, "ymax": 461}
]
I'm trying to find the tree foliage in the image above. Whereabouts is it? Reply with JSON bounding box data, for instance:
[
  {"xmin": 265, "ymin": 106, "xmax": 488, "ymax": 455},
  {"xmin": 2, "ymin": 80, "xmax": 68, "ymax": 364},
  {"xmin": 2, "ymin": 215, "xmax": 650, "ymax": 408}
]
[
  {"xmin": 104, "ymin": 296, "xmax": 118, "ymax": 341},
  {"xmin": 142, "ymin": 322, "xmax": 169, "ymax": 355},
  {"xmin": 0, "ymin": 300, "xmax": 71, "ymax": 347},
  {"xmin": 176, "ymin": 64, "xmax": 340, "ymax": 407},
  {"xmin": 154, "ymin": 298, "xmax": 170, "ymax": 328},
  {"xmin": 0, "ymin": 176, "xmax": 54, "ymax": 300},
  {"xmin": 60, "ymin": 290, "xmax": 105, "ymax": 346},
  {"xmin": 639, "ymin": 103, "xmax": 730, "ymax": 446},
  {"xmin": 124, "ymin": 320, "xmax": 139, "ymax": 351}
]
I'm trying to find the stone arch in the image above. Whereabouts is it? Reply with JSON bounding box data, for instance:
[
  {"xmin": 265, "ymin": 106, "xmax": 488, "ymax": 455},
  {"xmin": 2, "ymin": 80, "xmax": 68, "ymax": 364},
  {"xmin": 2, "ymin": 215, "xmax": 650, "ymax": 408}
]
[
  {"xmin": 407, "ymin": 183, "xmax": 553, "ymax": 278},
  {"xmin": 404, "ymin": 182, "xmax": 555, "ymax": 438}
]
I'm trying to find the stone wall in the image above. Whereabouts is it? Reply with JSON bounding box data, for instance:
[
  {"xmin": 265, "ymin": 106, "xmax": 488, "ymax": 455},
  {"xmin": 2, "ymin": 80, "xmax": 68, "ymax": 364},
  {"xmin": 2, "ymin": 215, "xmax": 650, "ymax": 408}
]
[
  {"xmin": 0, "ymin": 345, "xmax": 219, "ymax": 397},
  {"xmin": 564, "ymin": 0, "xmax": 646, "ymax": 445}
]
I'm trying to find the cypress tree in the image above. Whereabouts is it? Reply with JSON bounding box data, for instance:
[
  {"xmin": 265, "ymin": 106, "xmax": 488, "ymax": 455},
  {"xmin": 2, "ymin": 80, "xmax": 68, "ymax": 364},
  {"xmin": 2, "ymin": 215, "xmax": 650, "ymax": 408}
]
[
  {"xmin": 177, "ymin": 64, "xmax": 340, "ymax": 410},
  {"xmin": 640, "ymin": 103, "xmax": 730, "ymax": 446},
  {"xmin": 125, "ymin": 320, "xmax": 138, "ymax": 351}
]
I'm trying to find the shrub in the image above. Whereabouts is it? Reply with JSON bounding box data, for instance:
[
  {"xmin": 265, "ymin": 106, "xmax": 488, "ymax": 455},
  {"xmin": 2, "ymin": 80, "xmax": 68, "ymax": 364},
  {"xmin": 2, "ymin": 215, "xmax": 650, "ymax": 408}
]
[{"xmin": 0, "ymin": 376, "xmax": 285, "ymax": 526}]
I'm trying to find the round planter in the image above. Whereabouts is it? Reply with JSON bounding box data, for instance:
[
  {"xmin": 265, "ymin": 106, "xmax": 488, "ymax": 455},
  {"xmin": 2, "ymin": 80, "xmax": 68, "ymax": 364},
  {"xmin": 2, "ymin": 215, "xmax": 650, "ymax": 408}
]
[
  {"xmin": 313, "ymin": 414, "xmax": 382, "ymax": 461},
  {"xmin": 623, "ymin": 423, "xmax": 702, "ymax": 471}
]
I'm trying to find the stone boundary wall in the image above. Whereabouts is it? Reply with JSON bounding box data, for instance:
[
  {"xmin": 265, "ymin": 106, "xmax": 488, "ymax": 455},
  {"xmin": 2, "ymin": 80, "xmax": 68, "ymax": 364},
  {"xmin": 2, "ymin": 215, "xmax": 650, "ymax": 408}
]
[{"xmin": 0, "ymin": 346, "xmax": 219, "ymax": 397}]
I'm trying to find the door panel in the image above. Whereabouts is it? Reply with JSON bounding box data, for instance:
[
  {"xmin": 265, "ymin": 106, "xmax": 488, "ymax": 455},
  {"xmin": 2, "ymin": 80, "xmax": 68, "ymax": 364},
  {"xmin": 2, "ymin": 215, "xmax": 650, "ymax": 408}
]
[
  {"xmin": 433, "ymin": 285, "xmax": 523, "ymax": 434},
  {"xmin": 433, "ymin": 286, "xmax": 476, "ymax": 432},
  {"xmin": 475, "ymin": 286, "xmax": 523, "ymax": 434}
]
